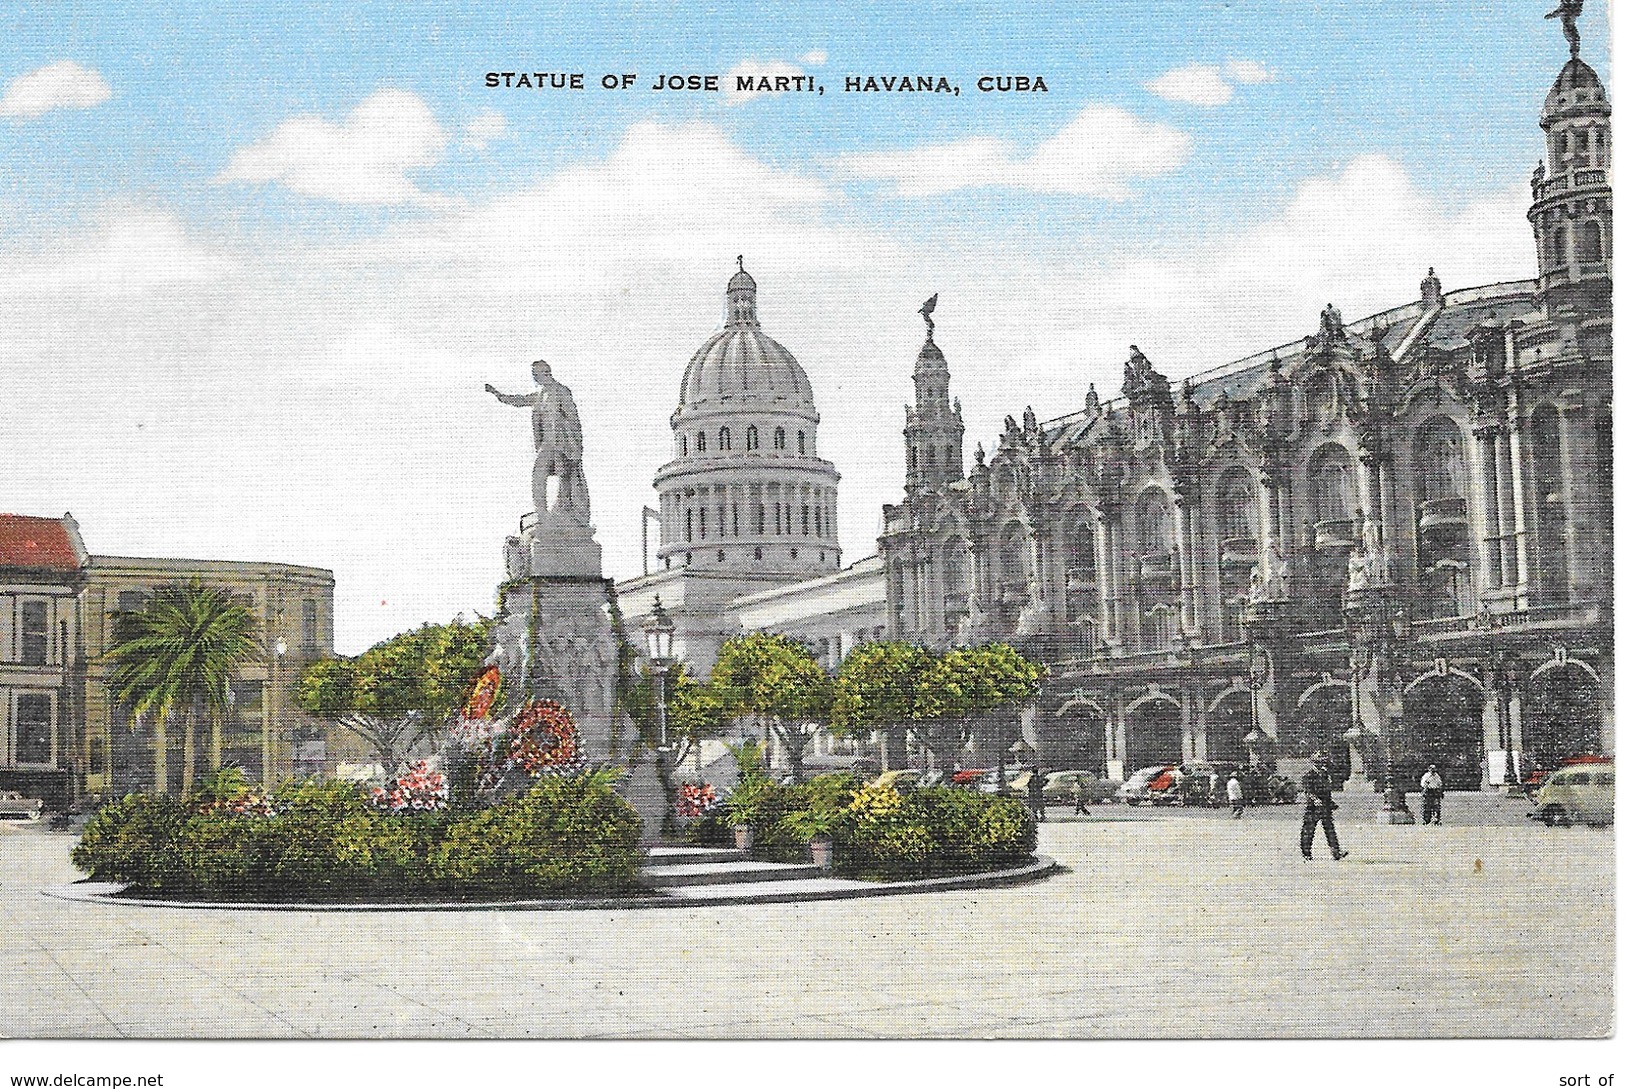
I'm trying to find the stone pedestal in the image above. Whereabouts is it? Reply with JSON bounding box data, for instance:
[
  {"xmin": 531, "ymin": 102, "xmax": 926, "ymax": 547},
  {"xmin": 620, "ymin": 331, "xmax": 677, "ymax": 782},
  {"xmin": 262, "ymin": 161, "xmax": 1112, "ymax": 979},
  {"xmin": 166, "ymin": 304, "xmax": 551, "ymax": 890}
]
[{"xmin": 491, "ymin": 519, "xmax": 665, "ymax": 837}]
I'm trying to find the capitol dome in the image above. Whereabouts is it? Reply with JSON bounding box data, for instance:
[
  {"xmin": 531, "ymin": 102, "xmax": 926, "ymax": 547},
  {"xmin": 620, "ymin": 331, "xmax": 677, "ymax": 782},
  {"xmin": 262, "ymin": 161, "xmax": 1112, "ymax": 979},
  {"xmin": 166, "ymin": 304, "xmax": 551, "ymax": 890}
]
[
  {"xmin": 654, "ymin": 260, "xmax": 841, "ymax": 579},
  {"xmin": 677, "ymin": 262, "xmax": 817, "ymax": 414}
]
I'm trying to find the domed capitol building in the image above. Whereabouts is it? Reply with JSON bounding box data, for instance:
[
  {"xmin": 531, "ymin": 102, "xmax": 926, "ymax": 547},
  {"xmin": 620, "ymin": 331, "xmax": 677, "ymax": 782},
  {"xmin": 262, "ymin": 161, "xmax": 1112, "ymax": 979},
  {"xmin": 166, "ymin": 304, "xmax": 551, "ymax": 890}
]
[{"xmin": 620, "ymin": 33, "xmax": 1612, "ymax": 790}]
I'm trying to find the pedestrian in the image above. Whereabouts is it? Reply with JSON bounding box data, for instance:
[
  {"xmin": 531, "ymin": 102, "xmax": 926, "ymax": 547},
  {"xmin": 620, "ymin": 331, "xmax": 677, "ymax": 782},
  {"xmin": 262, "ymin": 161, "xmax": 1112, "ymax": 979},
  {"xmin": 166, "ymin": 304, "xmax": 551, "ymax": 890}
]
[
  {"xmin": 1420, "ymin": 764, "xmax": 1445, "ymax": 825},
  {"xmin": 1300, "ymin": 752, "xmax": 1347, "ymax": 861},
  {"xmin": 1027, "ymin": 767, "xmax": 1046, "ymax": 822},
  {"xmin": 1227, "ymin": 770, "xmax": 1245, "ymax": 818},
  {"xmin": 1070, "ymin": 775, "xmax": 1091, "ymax": 816}
]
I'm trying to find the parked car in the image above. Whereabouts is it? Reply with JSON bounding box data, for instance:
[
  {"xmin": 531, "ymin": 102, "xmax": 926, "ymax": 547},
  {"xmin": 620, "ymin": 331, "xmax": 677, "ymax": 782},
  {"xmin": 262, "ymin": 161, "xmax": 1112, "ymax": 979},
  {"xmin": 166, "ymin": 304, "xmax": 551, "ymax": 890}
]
[
  {"xmin": 1117, "ymin": 765, "xmax": 1183, "ymax": 805},
  {"xmin": 1006, "ymin": 769, "xmax": 1120, "ymax": 805},
  {"xmin": 0, "ymin": 790, "xmax": 45, "ymax": 820},
  {"xmin": 949, "ymin": 767, "xmax": 993, "ymax": 789},
  {"xmin": 1529, "ymin": 763, "xmax": 1614, "ymax": 827}
]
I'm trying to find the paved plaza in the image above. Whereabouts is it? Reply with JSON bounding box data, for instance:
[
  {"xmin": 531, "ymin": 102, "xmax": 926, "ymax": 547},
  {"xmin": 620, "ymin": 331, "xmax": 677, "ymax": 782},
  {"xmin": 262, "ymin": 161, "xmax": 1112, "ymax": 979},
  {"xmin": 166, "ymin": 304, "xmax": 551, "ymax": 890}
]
[{"xmin": 0, "ymin": 793, "xmax": 1611, "ymax": 1039}]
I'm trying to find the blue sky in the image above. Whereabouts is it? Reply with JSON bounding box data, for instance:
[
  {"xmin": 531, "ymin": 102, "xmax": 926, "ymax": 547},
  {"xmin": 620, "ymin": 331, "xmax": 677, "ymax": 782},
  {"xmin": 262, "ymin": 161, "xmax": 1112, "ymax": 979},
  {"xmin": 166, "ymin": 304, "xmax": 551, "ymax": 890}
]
[{"xmin": 0, "ymin": 2, "xmax": 1607, "ymax": 651}]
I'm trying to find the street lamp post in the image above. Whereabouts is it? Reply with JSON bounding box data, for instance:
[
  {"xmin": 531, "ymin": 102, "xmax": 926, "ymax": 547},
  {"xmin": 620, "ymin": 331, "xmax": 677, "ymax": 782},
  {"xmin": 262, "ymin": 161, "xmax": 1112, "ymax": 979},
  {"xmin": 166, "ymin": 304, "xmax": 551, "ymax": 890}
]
[
  {"xmin": 642, "ymin": 597, "xmax": 678, "ymax": 834},
  {"xmin": 266, "ymin": 636, "xmax": 287, "ymax": 787},
  {"xmin": 1247, "ymin": 643, "xmax": 1269, "ymax": 766}
]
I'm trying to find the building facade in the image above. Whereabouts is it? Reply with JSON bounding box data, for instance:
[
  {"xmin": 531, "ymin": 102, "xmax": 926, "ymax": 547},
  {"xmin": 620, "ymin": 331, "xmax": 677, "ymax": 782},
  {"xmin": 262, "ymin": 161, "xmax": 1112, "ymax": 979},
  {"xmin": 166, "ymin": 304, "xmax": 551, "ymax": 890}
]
[
  {"xmin": 0, "ymin": 511, "xmax": 337, "ymax": 804},
  {"xmin": 880, "ymin": 46, "xmax": 1612, "ymax": 790},
  {"xmin": 82, "ymin": 555, "xmax": 336, "ymax": 797},
  {"xmin": 0, "ymin": 515, "xmax": 89, "ymax": 808}
]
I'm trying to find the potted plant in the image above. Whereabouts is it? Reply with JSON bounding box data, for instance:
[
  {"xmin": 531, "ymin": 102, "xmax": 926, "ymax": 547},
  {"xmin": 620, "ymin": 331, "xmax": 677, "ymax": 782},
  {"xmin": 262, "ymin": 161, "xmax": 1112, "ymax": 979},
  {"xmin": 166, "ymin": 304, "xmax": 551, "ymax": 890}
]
[
  {"xmin": 726, "ymin": 777, "xmax": 772, "ymax": 852},
  {"xmin": 782, "ymin": 808, "xmax": 842, "ymax": 871}
]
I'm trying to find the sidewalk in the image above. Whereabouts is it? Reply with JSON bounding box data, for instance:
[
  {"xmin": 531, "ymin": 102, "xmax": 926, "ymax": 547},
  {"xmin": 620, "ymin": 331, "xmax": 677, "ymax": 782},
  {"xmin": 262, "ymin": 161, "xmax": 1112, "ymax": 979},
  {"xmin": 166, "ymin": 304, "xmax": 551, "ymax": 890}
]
[{"xmin": 0, "ymin": 812, "xmax": 1611, "ymax": 1038}]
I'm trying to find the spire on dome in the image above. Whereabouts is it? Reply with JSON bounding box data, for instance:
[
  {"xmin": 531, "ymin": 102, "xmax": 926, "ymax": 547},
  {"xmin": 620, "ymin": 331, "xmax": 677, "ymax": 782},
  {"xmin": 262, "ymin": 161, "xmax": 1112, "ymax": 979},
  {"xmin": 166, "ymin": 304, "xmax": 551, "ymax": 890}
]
[{"xmin": 726, "ymin": 257, "xmax": 760, "ymax": 329}]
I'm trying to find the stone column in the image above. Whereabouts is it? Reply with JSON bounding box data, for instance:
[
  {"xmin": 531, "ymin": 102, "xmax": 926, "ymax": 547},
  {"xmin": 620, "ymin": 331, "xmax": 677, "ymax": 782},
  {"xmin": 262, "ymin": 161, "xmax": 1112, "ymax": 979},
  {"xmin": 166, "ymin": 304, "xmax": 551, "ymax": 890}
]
[
  {"xmin": 1555, "ymin": 400, "xmax": 1588, "ymax": 598},
  {"xmin": 1094, "ymin": 516, "xmax": 1114, "ymax": 643},
  {"xmin": 1473, "ymin": 426, "xmax": 1504, "ymax": 590},
  {"xmin": 1172, "ymin": 497, "xmax": 1197, "ymax": 637},
  {"xmin": 1494, "ymin": 434, "xmax": 1518, "ymax": 589},
  {"xmin": 1111, "ymin": 522, "xmax": 1134, "ymax": 648},
  {"xmin": 1504, "ymin": 407, "xmax": 1532, "ymax": 603}
]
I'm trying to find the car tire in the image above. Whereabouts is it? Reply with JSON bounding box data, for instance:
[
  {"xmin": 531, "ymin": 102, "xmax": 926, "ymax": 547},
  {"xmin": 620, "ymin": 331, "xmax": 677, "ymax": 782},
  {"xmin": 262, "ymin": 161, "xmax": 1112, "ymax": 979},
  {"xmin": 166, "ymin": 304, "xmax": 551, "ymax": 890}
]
[{"xmin": 1541, "ymin": 805, "xmax": 1571, "ymax": 827}]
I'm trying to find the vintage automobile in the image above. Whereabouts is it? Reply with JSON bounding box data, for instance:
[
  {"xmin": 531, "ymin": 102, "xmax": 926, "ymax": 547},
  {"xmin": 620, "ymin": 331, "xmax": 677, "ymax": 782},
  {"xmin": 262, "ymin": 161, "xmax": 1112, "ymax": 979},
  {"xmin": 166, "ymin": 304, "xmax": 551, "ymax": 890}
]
[
  {"xmin": 0, "ymin": 790, "xmax": 45, "ymax": 820},
  {"xmin": 1528, "ymin": 761, "xmax": 1615, "ymax": 827},
  {"xmin": 1117, "ymin": 765, "xmax": 1183, "ymax": 805}
]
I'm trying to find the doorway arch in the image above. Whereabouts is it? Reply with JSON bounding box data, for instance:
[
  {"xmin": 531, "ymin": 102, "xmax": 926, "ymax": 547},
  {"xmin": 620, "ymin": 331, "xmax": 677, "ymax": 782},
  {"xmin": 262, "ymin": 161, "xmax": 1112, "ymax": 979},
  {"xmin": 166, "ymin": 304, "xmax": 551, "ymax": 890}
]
[
  {"xmin": 1124, "ymin": 696, "xmax": 1183, "ymax": 772},
  {"xmin": 1523, "ymin": 663, "xmax": 1604, "ymax": 774},
  {"xmin": 1403, "ymin": 674, "xmax": 1486, "ymax": 789}
]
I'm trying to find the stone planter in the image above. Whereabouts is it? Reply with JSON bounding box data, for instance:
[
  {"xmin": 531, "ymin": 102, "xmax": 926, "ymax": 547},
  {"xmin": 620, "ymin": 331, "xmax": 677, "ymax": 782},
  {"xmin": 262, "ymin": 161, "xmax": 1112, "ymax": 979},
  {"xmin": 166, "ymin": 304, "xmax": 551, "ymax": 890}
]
[
  {"xmin": 732, "ymin": 824, "xmax": 754, "ymax": 851},
  {"xmin": 808, "ymin": 834, "xmax": 835, "ymax": 871}
]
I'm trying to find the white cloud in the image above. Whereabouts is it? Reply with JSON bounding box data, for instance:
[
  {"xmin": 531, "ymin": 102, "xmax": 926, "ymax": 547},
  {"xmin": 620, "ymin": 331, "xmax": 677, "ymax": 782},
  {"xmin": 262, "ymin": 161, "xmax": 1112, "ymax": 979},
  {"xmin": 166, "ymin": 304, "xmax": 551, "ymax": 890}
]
[
  {"xmin": 0, "ymin": 60, "xmax": 112, "ymax": 119},
  {"xmin": 462, "ymin": 109, "xmax": 507, "ymax": 150},
  {"xmin": 835, "ymin": 105, "xmax": 1192, "ymax": 198},
  {"xmin": 0, "ymin": 123, "xmax": 1534, "ymax": 654},
  {"xmin": 1224, "ymin": 58, "xmax": 1277, "ymax": 85},
  {"xmin": 723, "ymin": 58, "xmax": 810, "ymax": 104},
  {"xmin": 1146, "ymin": 59, "xmax": 1276, "ymax": 106},
  {"xmin": 1146, "ymin": 64, "xmax": 1233, "ymax": 106},
  {"xmin": 214, "ymin": 89, "xmax": 454, "ymax": 207},
  {"xmin": 800, "ymin": 49, "xmax": 828, "ymax": 67}
]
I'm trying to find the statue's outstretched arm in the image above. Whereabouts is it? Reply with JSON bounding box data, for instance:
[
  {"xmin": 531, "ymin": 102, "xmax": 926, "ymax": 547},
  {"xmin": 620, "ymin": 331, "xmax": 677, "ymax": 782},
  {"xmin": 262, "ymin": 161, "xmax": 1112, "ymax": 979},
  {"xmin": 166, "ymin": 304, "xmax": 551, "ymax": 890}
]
[{"xmin": 485, "ymin": 383, "xmax": 531, "ymax": 407}]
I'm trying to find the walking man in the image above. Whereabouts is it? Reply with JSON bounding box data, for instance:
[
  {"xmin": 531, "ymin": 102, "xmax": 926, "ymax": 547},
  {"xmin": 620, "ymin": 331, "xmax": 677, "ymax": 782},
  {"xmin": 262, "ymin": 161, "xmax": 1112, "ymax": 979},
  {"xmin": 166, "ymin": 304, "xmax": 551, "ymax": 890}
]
[
  {"xmin": 1420, "ymin": 764, "xmax": 1445, "ymax": 825},
  {"xmin": 1227, "ymin": 770, "xmax": 1245, "ymax": 818},
  {"xmin": 1300, "ymin": 752, "xmax": 1347, "ymax": 861},
  {"xmin": 1027, "ymin": 767, "xmax": 1047, "ymax": 822},
  {"xmin": 1071, "ymin": 775, "xmax": 1091, "ymax": 817}
]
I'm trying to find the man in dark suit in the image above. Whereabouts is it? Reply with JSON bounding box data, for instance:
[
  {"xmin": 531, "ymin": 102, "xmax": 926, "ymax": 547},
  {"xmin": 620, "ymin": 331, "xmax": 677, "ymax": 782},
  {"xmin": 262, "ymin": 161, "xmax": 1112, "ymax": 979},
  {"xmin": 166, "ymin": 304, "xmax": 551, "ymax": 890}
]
[{"xmin": 1300, "ymin": 752, "xmax": 1348, "ymax": 861}]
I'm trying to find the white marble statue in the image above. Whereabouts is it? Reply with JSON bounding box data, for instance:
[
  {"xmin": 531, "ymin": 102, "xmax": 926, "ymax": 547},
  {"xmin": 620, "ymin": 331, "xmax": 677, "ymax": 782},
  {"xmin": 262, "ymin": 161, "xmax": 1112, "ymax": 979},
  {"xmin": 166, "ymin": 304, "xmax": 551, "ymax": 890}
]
[{"xmin": 486, "ymin": 360, "xmax": 592, "ymax": 529}]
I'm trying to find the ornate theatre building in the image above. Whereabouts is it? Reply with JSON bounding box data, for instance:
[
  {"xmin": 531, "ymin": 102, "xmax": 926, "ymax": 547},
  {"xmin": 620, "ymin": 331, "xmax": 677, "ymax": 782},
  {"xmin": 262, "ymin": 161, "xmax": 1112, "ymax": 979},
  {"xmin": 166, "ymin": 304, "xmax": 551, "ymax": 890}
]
[{"xmin": 880, "ymin": 42, "xmax": 1612, "ymax": 791}]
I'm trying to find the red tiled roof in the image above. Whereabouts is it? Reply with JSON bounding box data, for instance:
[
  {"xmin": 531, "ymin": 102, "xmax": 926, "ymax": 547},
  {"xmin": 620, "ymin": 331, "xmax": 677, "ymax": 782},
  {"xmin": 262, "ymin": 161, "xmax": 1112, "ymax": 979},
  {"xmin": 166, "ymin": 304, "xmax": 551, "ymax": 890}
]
[{"xmin": 0, "ymin": 515, "xmax": 84, "ymax": 571}]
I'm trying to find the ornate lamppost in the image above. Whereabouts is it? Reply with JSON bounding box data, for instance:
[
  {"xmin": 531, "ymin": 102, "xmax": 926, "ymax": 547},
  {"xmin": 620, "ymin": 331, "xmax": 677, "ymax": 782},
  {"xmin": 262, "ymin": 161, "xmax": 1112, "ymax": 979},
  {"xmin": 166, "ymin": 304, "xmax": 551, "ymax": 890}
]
[
  {"xmin": 1346, "ymin": 589, "xmax": 1414, "ymax": 824},
  {"xmin": 642, "ymin": 596, "xmax": 679, "ymax": 834},
  {"xmin": 641, "ymin": 597, "xmax": 677, "ymax": 752}
]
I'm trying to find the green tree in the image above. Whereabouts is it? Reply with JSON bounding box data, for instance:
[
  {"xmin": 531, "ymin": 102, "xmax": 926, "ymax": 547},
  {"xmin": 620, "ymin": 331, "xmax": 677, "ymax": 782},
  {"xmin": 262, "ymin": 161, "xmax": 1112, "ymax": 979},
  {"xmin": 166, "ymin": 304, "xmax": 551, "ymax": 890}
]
[
  {"xmin": 832, "ymin": 641, "xmax": 933, "ymax": 769},
  {"xmin": 711, "ymin": 633, "xmax": 833, "ymax": 782},
  {"xmin": 109, "ymin": 579, "xmax": 262, "ymax": 794},
  {"xmin": 915, "ymin": 643, "xmax": 1044, "ymax": 779},
  {"xmin": 297, "ymin": 616, "xmax": 494, "ymax": 771}
]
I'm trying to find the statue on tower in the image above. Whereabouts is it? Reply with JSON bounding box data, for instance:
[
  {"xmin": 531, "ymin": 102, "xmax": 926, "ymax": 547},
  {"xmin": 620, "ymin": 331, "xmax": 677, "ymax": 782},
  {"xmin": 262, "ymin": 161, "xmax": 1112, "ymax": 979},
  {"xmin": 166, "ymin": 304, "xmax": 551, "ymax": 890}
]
[
  {"xmin": 919, "ymin": 293, "xmax": 939, "ymax": 339},
  {"xmin": 1547, "ymin": 0, "xmax": 1584, "ymax": 58},
  {"xmin": 486, "ymin": 360, "xmax": 592, "ymax": 530}
]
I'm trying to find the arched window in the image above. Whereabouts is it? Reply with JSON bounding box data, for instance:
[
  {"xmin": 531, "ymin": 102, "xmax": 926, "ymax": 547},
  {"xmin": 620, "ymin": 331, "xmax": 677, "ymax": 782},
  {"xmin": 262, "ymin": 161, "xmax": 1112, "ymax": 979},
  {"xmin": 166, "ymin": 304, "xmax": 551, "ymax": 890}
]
[
  {"xmin": 698, "ymin": 508, "xmax": 707, "ymax": 539},
  {"xmin": 755, "ymin": 503, "xmax": 766, "ymax": 535},
  {"xmin": 1307, "ymin": 445, "xmax": 1356, "ymax": 524},
  {"xmin": 1068, "ymin": 516, "xmax": 1097, "ymax": 581},
  {"xmin": 908, "ymin": 446, "xmax": 917, "ymax": 471},
  {"xmin": 746, "ymin": 425, "xmax": 759, "ymax": 451},
  {"xmin": 999, "ymin": 524, "xmax": 1031, "ymax": 598},
  {"xmin": 696, "ymin": 431, "xmax": 707, "ymax": 453},
  {"xmin": 925, "ymin": 446, "xmax": 936, "ymax": 468},
  {"xmin": 1580, "ymin": 220, "xmax": 1604, "ymax": 262},
  {"xmin": 1216, "ymin": 470, "xmax": 1257, "ymax": 543},
  {"xmin": 1551, "ymin": 220, "xmax": 1569, "ymax": 266},
  {"xmin": 814, "ymin": 508, "xmax": 823, "ymax": 537},
  {"xmin": 680, "ymin": 435, "xmax": 688, "ymax": 456},
  {"xmin": 801, "ymin": 505, "xmax": 810, "ymax": 535},
  {"xmin": 797, "ymin": 431, "xmax": 806, "ymax": 454},
  {"xmin": 773, "ymin": 427, "xmax": 786, "ymax": 450},
  {"xmin": 719, "ymin": 427, "xmax": 731, "ymax": 451},
  {"xmin": 685, "ymin": 509, "xmax": 693, "ymax": 542}
]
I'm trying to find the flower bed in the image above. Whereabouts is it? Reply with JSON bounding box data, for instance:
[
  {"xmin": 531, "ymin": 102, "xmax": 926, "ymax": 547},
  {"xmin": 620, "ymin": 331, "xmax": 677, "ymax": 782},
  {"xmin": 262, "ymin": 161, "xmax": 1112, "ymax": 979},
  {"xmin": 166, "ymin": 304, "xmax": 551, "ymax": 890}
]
[
  {"xmin": 719, "ymin": 774, "xmax": 1037, "ymax": 879},
  {"xmin": 71, "ymin": 773, "xmax": 642, "ymax": 903}
]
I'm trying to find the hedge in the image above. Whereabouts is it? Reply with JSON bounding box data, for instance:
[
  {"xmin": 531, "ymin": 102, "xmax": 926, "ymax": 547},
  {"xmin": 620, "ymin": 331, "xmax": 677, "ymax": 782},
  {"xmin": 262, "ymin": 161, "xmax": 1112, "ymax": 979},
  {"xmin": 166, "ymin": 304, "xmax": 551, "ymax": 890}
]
[{"xmin": 71, "ymin": 776, "xmax": 642, "ymax": 903}]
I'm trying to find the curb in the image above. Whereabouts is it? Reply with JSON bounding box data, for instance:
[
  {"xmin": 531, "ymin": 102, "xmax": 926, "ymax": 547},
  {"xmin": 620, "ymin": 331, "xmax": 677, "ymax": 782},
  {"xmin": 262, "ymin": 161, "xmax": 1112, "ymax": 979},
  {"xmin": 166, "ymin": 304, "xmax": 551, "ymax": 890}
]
[{"xmin": 38, "ymin": 855, "xmax": 1059, "ymax": 913}]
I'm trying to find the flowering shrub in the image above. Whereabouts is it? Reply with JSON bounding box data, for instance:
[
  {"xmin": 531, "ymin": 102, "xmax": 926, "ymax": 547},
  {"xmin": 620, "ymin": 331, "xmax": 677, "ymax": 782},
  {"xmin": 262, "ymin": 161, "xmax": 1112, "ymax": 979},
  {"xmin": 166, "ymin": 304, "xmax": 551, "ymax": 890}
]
[
  {"xmin": 838, "ymin": 787, "xmax": 1035, "ymax": 880},
  {"xmin": 368, "ymin": 760, "xmax": 449, "ymax": 813},
  {"xmin": 72, "ymin": 773, "xmax": 641, "ymax": 903},
  {"xmin": 197, "ymin": 792, "xmax": 278, "ymax": 818},
  {"xmin": 675, "ymin": 781, "xmax": 721, "ymax": 818}
]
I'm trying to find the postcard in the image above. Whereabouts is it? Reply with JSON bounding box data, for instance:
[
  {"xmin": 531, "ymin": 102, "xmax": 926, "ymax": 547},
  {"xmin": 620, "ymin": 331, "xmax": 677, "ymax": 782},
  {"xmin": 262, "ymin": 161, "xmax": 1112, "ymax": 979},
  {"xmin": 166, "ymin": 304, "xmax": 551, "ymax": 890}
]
[{"xmin": 0, "ymin": 0, "xmax": 1612, "ymax": 1077}]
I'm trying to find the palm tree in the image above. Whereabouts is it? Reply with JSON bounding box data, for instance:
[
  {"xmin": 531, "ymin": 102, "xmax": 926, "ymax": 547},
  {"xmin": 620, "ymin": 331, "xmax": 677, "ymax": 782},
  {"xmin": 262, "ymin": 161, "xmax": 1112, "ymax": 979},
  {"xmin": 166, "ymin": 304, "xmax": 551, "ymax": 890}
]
[{"xmin": 109, "ymin": 579, "xmax": 261, "ymax": 794}]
